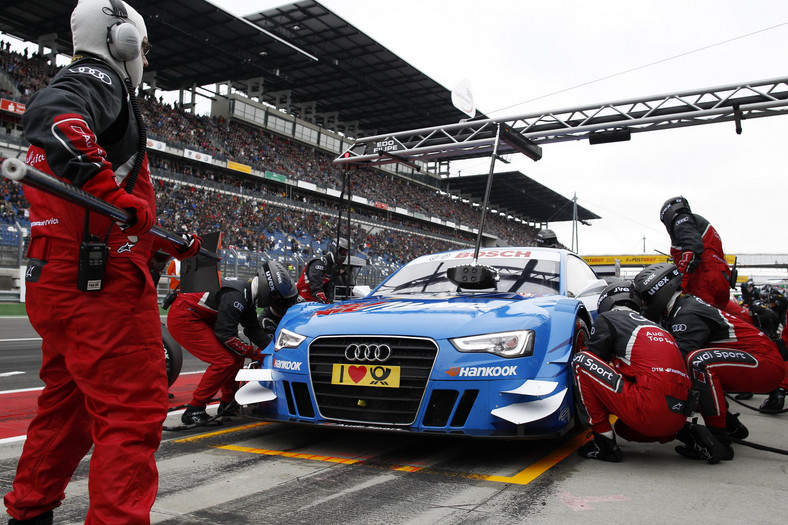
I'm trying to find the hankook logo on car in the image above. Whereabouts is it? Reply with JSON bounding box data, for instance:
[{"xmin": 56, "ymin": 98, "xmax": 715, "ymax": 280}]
[
  {"xmin": 445, "ymin": 365, "xmax": 518, "ymax": 377},
  {"xmin": 273, "ymin": 358, "xmax": 302, "ymax": 371}
]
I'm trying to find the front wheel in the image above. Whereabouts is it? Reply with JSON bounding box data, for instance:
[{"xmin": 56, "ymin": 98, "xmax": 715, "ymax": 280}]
[
  {"xmin": 570, "ymin": 317, "xmax": 590, "ymax": 429},
  {"xmin": 162, "ymin": 323, "xmax": 183, "ymax": 387}
]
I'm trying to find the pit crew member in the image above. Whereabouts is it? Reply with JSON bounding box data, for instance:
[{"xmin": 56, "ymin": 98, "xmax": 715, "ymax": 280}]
[
  {"xmin": 297, "ymin": 237, "xmax": 349, "ymax": 303},
  {"xmin": 573, "ymin": 281, "xmax": 726, "ymax": 463},
  {"xmin": 659, "ymin": 196, "xmax": 733, "ymax": 311},
  {"xmin": 167, "ymin": 261, "xmax": 297, "ymax": 425},
  {"xmin": 633, "ymin": 263, "xmax": 786, "ymax": 459},
  {"xmin": 4, "ymin": 2, "xmax": 200, "ymax": 524}
]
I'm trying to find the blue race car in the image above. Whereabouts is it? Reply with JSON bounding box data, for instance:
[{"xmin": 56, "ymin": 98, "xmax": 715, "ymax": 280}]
[{"xmin": 235, "ymin": 246, "xmax": 606, "ymax": 438}]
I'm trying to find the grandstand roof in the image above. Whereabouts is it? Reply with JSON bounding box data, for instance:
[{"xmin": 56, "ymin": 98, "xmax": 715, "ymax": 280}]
[
  {"xmin": 0, "ymin": 0, "xmax": 469, "ymax": 135},
  {"xmin": 442, "ymin": 171, "xmax": 601, "ymax": 224}
]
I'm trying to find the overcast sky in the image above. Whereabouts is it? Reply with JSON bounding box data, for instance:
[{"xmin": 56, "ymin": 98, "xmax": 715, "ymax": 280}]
[{"xmin": 208, "ymin": 0, "xmax": 788, "ymax": 257}]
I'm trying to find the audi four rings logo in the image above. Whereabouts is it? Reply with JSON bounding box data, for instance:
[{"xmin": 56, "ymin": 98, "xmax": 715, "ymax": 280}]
[{"xmin": 344, "ymin": 343, "xmax": 392, "ymax": 362}]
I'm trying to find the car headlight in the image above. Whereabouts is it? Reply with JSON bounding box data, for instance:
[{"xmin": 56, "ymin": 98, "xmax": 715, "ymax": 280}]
[
  {"xmin": 274, "ymin": 328, "xmax": 306, "ymax": 352},
  {"xmin": 450, "ymin": 330, "xmax": 534, "ymax": 358}
]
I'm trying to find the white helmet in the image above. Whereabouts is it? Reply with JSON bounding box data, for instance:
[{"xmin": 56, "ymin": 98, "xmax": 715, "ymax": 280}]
[{"xmin": 71, "ymin": 0, "xmax": 148, "ymax": 87}]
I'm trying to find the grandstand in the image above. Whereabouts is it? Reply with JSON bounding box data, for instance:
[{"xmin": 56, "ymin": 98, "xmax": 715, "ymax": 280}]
[{"xmin": 0, "ymin": 0, "xmax": 596, "ymax": 298}]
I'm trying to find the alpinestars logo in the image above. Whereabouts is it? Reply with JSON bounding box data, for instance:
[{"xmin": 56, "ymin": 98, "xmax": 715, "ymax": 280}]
[{"xmin": 117, "ymin": 242, "xmax": 135, "ymax": 253}]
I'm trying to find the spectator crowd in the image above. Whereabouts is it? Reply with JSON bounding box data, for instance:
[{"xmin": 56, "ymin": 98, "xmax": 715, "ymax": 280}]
[{"xmin": 1, "ymin": 42, "xmax": 542, "ymax": 265}]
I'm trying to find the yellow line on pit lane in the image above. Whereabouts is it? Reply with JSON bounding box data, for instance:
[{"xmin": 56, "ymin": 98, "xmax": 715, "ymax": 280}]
[
  {"xmin": 217, "ymin": 431, "xmax": 591, "ymax": 485},
  {"xmin": 172, "ymin": 422, "xmax": 272, "ymax": 443}
]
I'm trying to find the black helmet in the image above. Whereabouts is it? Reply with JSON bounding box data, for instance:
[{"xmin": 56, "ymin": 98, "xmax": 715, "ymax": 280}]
[
  {"xmin": 255, "ymin": 260, "xmax": 298, "ymax": 309},
  {"xmin": 597, "ymin": 280, "xmax": 642, "ymax": 314},
  {"xmin": 632, "ymin": 263, "xmax": 683, "ymax": 321},
  {"xmin": 330, "ymin": 237, "xmax": 350, "ymax": 264},
  {"xmin": 536, "ymin": 228, "xmax": 558, "ymax": 247},
  {"xmin": 659, "ymin": 196, "xmax": 691, "ymax": 230}
]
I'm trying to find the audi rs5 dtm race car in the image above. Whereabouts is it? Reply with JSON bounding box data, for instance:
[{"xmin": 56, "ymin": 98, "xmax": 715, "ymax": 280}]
[{"xmin": 235, "ymin": 246, "xmax": 607, "ymax": 438}]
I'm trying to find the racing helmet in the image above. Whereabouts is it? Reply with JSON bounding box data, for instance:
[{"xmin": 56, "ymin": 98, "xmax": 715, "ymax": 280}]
[
  {"xmin": 659, "ymin": 196, "xmax": 691, "ymax": 230},
  {"xmin": 536, "ymin": 228, "xmax": 558, "ymax": 247},
  {"xmin": 254, "ymin": 260, "xmax": 298, "ymax": 309},
  {"xmin": 330, "ymin": 237, "xmax": 350, "ymax": 264},
  {"xmin": 597, "ymin": 280, "xmax": 642, "ymax": 314},
  {"xmin": 632, "ymin": 263, "xmax": 683, "ymax": 321}
]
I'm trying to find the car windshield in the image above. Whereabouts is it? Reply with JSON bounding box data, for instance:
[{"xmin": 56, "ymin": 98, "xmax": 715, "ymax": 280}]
[{"xmin": 375, "ymin": 252, "xmax": 561, "ymax": 296}]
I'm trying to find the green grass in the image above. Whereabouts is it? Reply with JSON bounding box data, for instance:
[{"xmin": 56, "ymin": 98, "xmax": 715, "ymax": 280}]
[{"xmin": 0, "ymin": 302, "xmax": 27, "ymax": 316}]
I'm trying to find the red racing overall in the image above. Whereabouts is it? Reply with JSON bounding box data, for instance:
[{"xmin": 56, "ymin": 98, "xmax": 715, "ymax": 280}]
[
  {"xmin": 297, "ymin": 254, "xmax": 336, "ymax": 302},
  {"xmin": 667, "ymin": 212, "xmax": 732, "ymax": 311},
  {"xmin": 166, "ymin": 279, "xmax": 269, "ymax": 408},
  {"xmin": 666, "ymin": 294, "xmax": 785, "ymax": 429},
  {"xmin": 574, "ymin": 308, "xmax": 691, "ymax": 442},
  {"xmin": 4, "ymin": 61, "xmax": 167, "ymax": 523}
]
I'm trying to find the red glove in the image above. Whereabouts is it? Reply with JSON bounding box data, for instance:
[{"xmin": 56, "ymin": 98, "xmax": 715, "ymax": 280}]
[
  {"xmin": 109, "ymin": 191, "xmax": 154, "ymax": 236},
  {"xmin": 315, "ymin": 291, "xmax": 328, "ymax": 303},
  {"xmin": 676, "ymin": 251, "xmax": 698, "ymax": 274},
  {"xmin": 81, "ymin": 170, "xmax": 154, "ymax": 236},
  {"xmin": 174, "ymin": 233, "xmax": 202, "ymax": 260},
  {"xmin": 224, "ymin": 336, "xmax": 264, "ymax": 361}
]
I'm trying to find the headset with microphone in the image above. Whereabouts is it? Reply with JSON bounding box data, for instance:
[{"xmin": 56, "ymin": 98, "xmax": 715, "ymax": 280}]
[{"xmin": 106, "ymin": 0, "xmax": 140, "ymax": 62}]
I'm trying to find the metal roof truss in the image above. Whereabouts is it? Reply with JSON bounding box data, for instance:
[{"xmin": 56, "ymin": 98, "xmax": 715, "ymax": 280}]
[{"xmin": 333, "ymin": 77, "xmax": 788, "ymax": 166}]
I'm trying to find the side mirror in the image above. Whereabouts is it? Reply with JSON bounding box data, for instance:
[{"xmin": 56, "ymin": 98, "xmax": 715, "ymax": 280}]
[{"xmin": 574, "ymin": 278, "xmax": 608, "ymax": 298}]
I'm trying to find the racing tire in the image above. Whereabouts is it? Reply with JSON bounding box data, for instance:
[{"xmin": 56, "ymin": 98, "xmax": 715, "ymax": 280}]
[
  {"xmin": 571, "ymin": 317, "xmax": 591, "ymax": 429},
  {"xmin": 162, "ymin": 323, "xmax": 183, "ymax": 387}
]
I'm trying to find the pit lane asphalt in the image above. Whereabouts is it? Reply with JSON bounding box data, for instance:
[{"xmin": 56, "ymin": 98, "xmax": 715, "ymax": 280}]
[
  {"xmin": 2, "ymin": 408, "xmax": 787, "ymax": 524},
  {"xmin": 2, "ymin": 316, "xmax": 787, "ymax": 523}
]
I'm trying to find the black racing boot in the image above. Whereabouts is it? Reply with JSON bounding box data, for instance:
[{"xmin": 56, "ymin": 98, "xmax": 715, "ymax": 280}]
[
  {"xmin": 734, "ymin": 392, "xmax": 753, "ymax": 400},
  {"xmin": 725, "ymin": 412, "xmax": 749, "ymax": 440},
  {"xmin": 674, "ymin": 421, "xmax": 728, "ymax": 464},
  {"xmin": 217, "ymin": 400, "xmax": 240, "ymax": 417},
  {"xmin": 181, "ymin": 405, "xmax": 212, "ymax": 426},
  {"xmin": 759, "ymin": 387, "xmax": 786, "ymax": 412},
  {"xmin": 578, "ymin": 432, "xmax": 623, "ymax": 462},
  {"xmin": 708, "ymin": 426, "xmax": 735, "ymax": 461},
  {"xmin": 8, "ymin": 510, "xmax": 53, "ymax": 525}
]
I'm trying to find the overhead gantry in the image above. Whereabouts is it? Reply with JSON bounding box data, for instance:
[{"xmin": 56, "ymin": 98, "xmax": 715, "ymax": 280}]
[{"xmin": 333, "ymin": 76, "xmax": 788, "ymax": 168}]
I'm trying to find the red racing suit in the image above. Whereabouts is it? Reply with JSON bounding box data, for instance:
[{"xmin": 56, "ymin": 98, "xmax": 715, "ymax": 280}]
[
  {"xmin": 665, "ymin": 294, "xmax": 785, "ymax": 429},
  {"xmin": 166, "ymin": 279, "xmax": 270, "ymax": 408},
  {"xmin": 297, "ymin": 253, "xmax": 337, "ymax": 302},
  {"xmin": 667, "ymin": 212, "xmax": 732, "ymax": 310},
  {"xmin": 4, "ymin": 60, "xmax": 170, "ymax": 524},
  {"xmin": 573, "ymin": 308, "xmax": 691, "ymax": 442}
]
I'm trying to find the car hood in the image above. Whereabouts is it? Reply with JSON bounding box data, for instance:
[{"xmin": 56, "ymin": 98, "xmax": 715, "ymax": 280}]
[{"xmin": 281, "ymin": 294, "xmax": 556, "ymax": 339}]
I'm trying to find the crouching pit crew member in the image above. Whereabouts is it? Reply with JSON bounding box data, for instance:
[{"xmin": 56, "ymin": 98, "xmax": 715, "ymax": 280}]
[
  {"xmin": 573, "ymin": 282, "xmax": 726, "ymax": 463},
  {"xmin": 4, "ymin": 2, "xmax": 201, "ymax": 524},
  {"xmin": 633, "ymin": 263, "xmax": 786, "ymax": 460},
  {"xmin": 167, "ymin": 261, "xmax": 298, "ymax": 425}
]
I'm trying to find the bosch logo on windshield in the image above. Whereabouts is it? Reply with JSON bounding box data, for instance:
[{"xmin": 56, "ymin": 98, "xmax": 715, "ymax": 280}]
[{"xmin": 344, "ymin": 343, "xmax": 392, "ymax": 362}]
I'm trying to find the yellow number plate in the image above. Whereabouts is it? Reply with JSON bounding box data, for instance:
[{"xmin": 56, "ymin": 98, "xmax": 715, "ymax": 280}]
[{"xmin": 331, "ymin": 364, "xmax": 401, "ymax": 388}]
